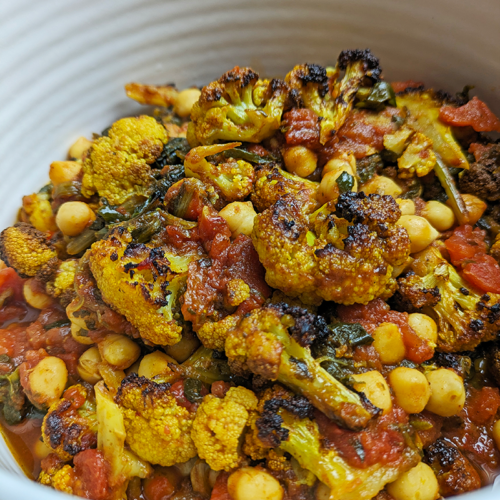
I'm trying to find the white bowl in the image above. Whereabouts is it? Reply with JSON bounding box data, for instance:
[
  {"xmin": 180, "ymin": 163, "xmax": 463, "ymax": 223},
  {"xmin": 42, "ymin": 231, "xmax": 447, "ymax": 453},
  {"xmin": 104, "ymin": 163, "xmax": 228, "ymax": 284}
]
[{"xmin": 1, "ymin": 0, "xmax": 500, "ymax": 498}]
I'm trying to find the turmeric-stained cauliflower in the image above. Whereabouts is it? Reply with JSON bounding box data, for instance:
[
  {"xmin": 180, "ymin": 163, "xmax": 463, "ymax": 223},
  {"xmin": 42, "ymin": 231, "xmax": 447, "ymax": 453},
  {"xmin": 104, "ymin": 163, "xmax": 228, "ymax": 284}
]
[
  {"xmin": 88, "ymin": 226, "xmax": 186, "ymax": 346},
  {"xmin": 42, "ymin": 384, "xmax": 97, "ymax": 462},
  {"xmin": 115, "ymin": 374, "xmax": 197, "ymax": 467},
  {"xmin": 82, "ymin": 116, "xmax": 168, "ymax": 205},
  {"xmin": 45, "ymin": 259, "xmax": 78, "ymax": 306},
  {"xmin": 191, "ymin": 386, "xmax": 258, "ymax": 471},
  {"xmin": 0, "ymin": 223, "xmax": 58, "ymax": 278},
  {"xmin": 188, "ymin": 66, "xmax": 288, "ymax": 145},
  {"xmin": 252, "ymin": 192, "xmax": 410, "ymax": 305},
  {"xmin": 184, "ymin": 142, "xmax": 255, "ymax": 203}
]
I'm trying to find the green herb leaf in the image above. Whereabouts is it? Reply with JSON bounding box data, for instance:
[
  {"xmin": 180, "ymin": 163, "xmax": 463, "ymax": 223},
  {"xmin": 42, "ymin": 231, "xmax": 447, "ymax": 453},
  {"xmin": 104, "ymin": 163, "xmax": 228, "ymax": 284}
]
[
  {"xmin": 336, "ymin": 171, "xmax": 354, "ymax": 193},
  {"xmin": 223, "ymin": 148, "xmax": 277, "ymax": 165},
  {"xmin": 44, "ymin": 320, "xmax": 71, "ymax": 331},
  {"xmin": 183, "ymin": 378, "xmax": 204, "ymax": 404},
  {"xmin": 356, "ymin": 81, "xmax": 397, "ymax": 109}
]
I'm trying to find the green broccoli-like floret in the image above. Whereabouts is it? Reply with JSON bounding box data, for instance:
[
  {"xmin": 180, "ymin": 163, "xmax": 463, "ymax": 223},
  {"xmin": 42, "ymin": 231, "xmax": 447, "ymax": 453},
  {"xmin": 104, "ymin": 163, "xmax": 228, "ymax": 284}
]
[
  {"xmin": 42, "ymin": 384, "xmax": 97, "ymax": 462},
  {"xmin": 114, "ymin": 374, "xmax": 197, "ymax": 467},
  {"xmin": 188, "ymin": 66, "xmax": 288, "ymax": 145},
  {"xmin": 0, "ymin": 223, "xmax": 58, "ymax": 278},
  {"xmin": 393, "ymin": 245, "xmax": 500, "ymax": 352},
  {"xmin": 184, "ymin": 142, "xmax": 255, "ymax": 202},
  {"xmin": 82, "ymin": 116, "xmax": 168, "ymax": 205},
  {"xmin": 285, "ymin": 50, "xmax": 382, "ymax": 144},
  {"xmin": 0, "ymin": 368, "xmax": 25, "ymax": 425},
  {"xmin": 225, "ymin": 304, "xmax": 373, "ymax": 430}
]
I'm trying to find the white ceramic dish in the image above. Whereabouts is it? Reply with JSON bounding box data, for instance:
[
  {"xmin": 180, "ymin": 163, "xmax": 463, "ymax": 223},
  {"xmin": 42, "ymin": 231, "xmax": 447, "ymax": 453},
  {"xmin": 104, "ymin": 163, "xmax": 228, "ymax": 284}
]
[{"xmin": 1, "ymin": 0, "xmax": 500, "ymax": 498}]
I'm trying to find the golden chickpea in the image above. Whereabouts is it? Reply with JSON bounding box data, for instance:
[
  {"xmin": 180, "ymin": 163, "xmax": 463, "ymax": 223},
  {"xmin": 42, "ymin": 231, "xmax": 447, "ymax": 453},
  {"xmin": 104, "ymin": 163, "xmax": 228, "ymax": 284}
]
[
  {"xmin": 493, "ymin": 419, "xmax": 500, "ymax": 451},
  {"xmin": 317, "ymin": 169, "xmax": 358, "ymax": 205},
  {"xmin": 322, "ymin": 153, "xmax": 356, "ymax": 176},
  {"xmin": 387, "ymin": 462, "xmax": 439, "ymax": 500},
  {"xmin": 34, "ymin": 438, "xmax": 53, "ymax": 460},
  {"xmin": 219, "ymin": 201, "xmax": 257, "ymax": 237},
  {"xmin": 29, "ymin": 356, "xmax": 68, "ymax": 408},
  {"xmin": 422, "ymin": 200, "xmax": 455, "ymax": 231},
  {"xmin": 228, "ymin": 467, "xmax": 283, "ymax": 500},
  {"xmin": 56, "ymin": 201, "xmax": 96, "ymax": 237},
  {"xmin": 138, "ymin": 351, "xmax": 179, "ymax": 382},
  {"xmin": 389, "ymin": 367, "xmax": 431, "ymax": 414},
  {"xmin": 425, "ymin": 368, "xmax": 466, "ymax": 417},
  {"xmin": 361, "ymin": 175, "xmax": 402, "ymax": 197},
  {"xmin": 397, "ymin": 215, "xmax": 440, "ymax": 254},
  {"xmin": 70, "ymin": 322, "xmax": 94, "ymax": 345},
  {"xmin": 98, "ymin": 334, "xmax": 141, "ymax": 370},
  {"xmin": 372, "ymin": 322, "xmax": 406, "ymax": 365},
  {"xmin": 174, "ymin": 88, "xmax": 201, "ymax": 117},
  {"xmin": 283, "ymin": 146, "xmax": 318, "ymax": 178},
  {"xmin": 164, "ymin": 330, "xmax": 200, "ymax": 363},
  {"xmin": 49, "ymin": 161, "xmax": 82, "ymax": 186},
  {"xmin": 396, "ymin": 199, "xmax": 416, "ymax": 216},
  {"xmin": 315, "ymin": 482, "xmax": 331, "ymax": 500},
  {"xmin": 408, "ymin": 313, "xmax": 438, "ymax": 345},
  {"xmin": 352, "ymin": 370, "xmax": 392, "ymax": 415},
  {"xmin": 68, "ymin": 137, "xmax": 92, "ymax": 160},
  {"xmin": 77, "ymin": 347, "xmax": 102, "ymax": 384},
  {"xmin": 461, "ymin": 193, "xmax": 487, "ymax": 225},
  {"xmin": 23, "ymin": 278, "xmax": 53, "ymax": 309}
]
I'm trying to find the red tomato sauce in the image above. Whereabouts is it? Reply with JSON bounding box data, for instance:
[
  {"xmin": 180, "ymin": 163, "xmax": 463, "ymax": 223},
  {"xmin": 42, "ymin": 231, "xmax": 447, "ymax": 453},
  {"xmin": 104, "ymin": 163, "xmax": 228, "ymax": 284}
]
[{"xmin": 439, "ymin": 97, "xmax": 500, "ymax": 133}]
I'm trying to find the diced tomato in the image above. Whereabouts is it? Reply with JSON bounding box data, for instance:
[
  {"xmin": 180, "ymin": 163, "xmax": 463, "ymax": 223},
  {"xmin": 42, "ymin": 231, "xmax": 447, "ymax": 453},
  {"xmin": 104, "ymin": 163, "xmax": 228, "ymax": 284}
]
[
  {"xmin": 469, "ymin": 142, "xmax": 490, "ymax": 162},
  {"xmin": 462, "ymin": 253, "xmax": 500, "ymax": 294},
  {"xmin": 73, "ymin": 449, "xmax": 111, "ymax": 500},
  {"xmin": 0, "ymin": 268, "xmax": 24, "ymax": 302},
  {"xmin": 391, "ymin": 80, "xmax": 424, "ymax": 93},
  {"xmin": 439, "ymin": 97, "xmax": 500, "ymax": 132},
  {"xmin": 211, "ymin": 380, "xmax": 231, "ymax": 398},
  {"xmin": 143, "ymin": 472, "xmax": 177, "ymax": 500},
  {"xmin": 210, "ymin": 472, "xmax": 231, "ymax": 500},
  {"xmin": 466, "ymin": 387, "xmax": 500, "ymax": 426},
  {"xmin": 282, "ymin": 108, "xmax": 321, "ymax": 149}
]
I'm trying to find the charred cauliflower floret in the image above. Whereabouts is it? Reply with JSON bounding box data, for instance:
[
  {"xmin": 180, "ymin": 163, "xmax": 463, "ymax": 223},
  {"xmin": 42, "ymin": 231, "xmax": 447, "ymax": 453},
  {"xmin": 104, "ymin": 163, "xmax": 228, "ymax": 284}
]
[
  {"xmin": 115, "ymin": 374, "xmax": 197, "ymax": 467},
  {"xmin": 42, "ymin": 384, "xmax": 97, "ymax": 462},
  {"xmin": 184, "ymin": 142, "xmax": 255, "ymax": 203},
  {"xmin": 285, "ymin": 50, "xmax": 382, "ymax": 145},
  {"xmin": 251, "ymin": 165, "xmax": 320, "ymax": 213},
  {"xmin": 45, "ymin": 259, "xmax": 78, "ymax": 306},
  {"xmin": 188, "ymin": 66, "xmax": 288, "ymax": 145},
  {"xmin": 0, "ymin": 223, "xmax": 58, "ymax": 278},
  {"xmin": 225, "ymin": 304, "xmax": 373, "ymax": 430},
  {"xmin": 191, "ymin": 386, "xmax": 258, "ymax": 471},
  {"xmin": 252, "ymin": 192, "xmax": 410, "ymax": 305},
  {"xmin": 393, "ymin": 246, "xmax": 500, "ymax": 352},
  {"xmin": 82, "ymin": 116, "xmax": 168, "ymax": 205},
  {"xmin": 88, "ymin": 226, "xmax": 186, "ymax": 346},
  {"xmin": 21, "ymin": 190, "xmax": 57, "ymax": 233}
]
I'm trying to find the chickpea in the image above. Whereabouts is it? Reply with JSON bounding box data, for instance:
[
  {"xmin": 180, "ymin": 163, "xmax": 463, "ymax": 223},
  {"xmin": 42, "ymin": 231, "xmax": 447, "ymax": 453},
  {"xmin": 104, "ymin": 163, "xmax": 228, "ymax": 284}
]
[
  {"xmin": 408, "ymin": 313, "xmax": 438, "ymax": 345},
  {"xmin": 315, "ymin": 482, "xmax": 331, "ymax": 500},
  {"xmin": 317, "ymin": 169, "xmax": 358, "ymax": 205},
  {"xmin": 461, "ymin": 193, "xmax": 487, "ymax": 225},
  {"xmin": 98, "ymin": 334, "xmax": 140, "ymax": 370},
  {"xmin": 34, "ymin": 438, "xmax": 53, "ymax": 460},
  {"xmin": 397, "ymin": 215, "xmax": 440, "ymax": 254},
  {"xmin": 322, "ymin": 153, "xmax": 356, "ymax": 176},
  {"xmin": 422, "ymin": 200, "xmax": 455, "ymax": 231},
  {"xmin": 493, "ymin": 419, "xmax": 500, "ymax": 450},
  {"xmin": 138, "ymin": 351, "xmax": 179, "ymax": 381},
  {"xmin": 386, "ymin": 462, "xmax": 439, "ymax": 500},
  {"xmin": 23, "ymin": 278, "xmax": 53, "ymax": 309},
  {"xmin": 71, "ymin": 322, "xmax": 94, "ymax": 345},
  {"xmin": 361, "ymin": 175, "xmax": 403, "ymax": 197},
  {"xmin": 29, "ymin": 356, "xmax": 68, "ymax": 408},
  {"xmin": 49, "ymin": 161, "xmax": 82, "ymax": 186},
  {"xmin": 77, "ymin": 347, "xmax": 102, "ymax": 384},
  {"xmin": 425, "ymin": 368, "xmax": 466, "ymax": 417},
  {"xmin": 164, "ymin": 330, "xmax": 200, "ymax": 363},
  {"xmin": 389, "ymin": 367, "xmax": 431, "ymax": 414},
  {"xmin": 228, "ymin": 467, "xmax": 283, "ymax": 500},
  {"xmin": 219, "ymin": 201, "xmax": 257, "ymax": 237},
  {"xmin": 396, "ymin": 199, "xmax": 416, "ymax": 216},
  {"xmin": 283, "ymin": 146, "xmax": 318, "ymax": 178},
  {"xmin": 68, "ymin": 137, "xmax": 92, "ymax": 160},
  {"xmin": 372, "ymin": 322, "xmax": 406, "ymax": 365},
  {"xmin": 56, "ymin": 201, "xmax": 96, "ymax": 237},
  {"xmin": 174, "ymin": 88, "xmax": 201, "ymax": 117},
  {"xmin": 352, "ymin": 370, "xmax": 392, "ymax": 415}
]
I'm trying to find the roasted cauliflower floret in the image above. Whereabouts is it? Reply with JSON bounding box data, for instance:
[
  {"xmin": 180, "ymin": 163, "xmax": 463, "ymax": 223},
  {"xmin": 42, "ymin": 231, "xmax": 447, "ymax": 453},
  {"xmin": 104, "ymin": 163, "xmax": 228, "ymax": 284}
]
[
  {"xmin": 42, "ymin": 384, "xmax": 97, "ymax": 462},
  {"xmin": 21, "ymin": 190, "xmax": 57, "ymax": 233},
  {"xmin": 45, "ymin": 259, "xmax": 78, "ymax": 305},
  {"xmin": 88, "ymin": 226, "xmax": 186, "ymax": 346},
  {"xmin": 188, "ymin": 66, "xmax": 288, "ymax": 145},
  {"xmin": 0, "ymin": 223, "xmax": 58, "ymax": 278},
  {"xmin": 285, "ymin": 50, "xmax": 382, "ymax": 145},
  {"xmin": 393, "ymin": 246, "xmax": 500, "ymax": 352},
  {"xmin": 251, "ymin": 165, "xmax": 320, "ymax": 214},
  {"xmin": 115, "ymin": 374, "xmax": 197, "ymax": 467},
  {"xmin": 82, "ymin": 116, "xmax": 168, "ymax": 204},
  {"xmin": 184, "ymin": 142, "xmax": 255, "ymax": 202},
  {"xmin": 191, "ymin": 386, "xmax": 258, "ymax": 471},
  {"xmin": 252, "ymin": 191, "xmax": 410, "ymax": 305}
]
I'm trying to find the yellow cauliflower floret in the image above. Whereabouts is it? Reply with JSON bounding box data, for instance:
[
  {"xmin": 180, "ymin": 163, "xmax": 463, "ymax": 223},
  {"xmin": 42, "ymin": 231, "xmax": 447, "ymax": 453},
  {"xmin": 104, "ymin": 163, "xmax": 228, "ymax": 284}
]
[
  {"xmin": 88, "ymin": 227, "xmax": 185, "ymax": 346},
  {"xmin": 39, "ymin": 464, "xmax": 74, "ymax": 494},
  {"xmin": 397, "ymin": 132, "xmax": 437, "ymax": 178},
  {"xmin": 115, "ymin": 374, "xmax": 197, "ymax": 467},
  {"xmin": 22, "ymin": 191, "xmax": 57, "ymax": 233},
  {"xmin": 82, "ymin": 116, "xmax": 168, "ymax": 204},
  {"xmin": 46, "ymin": 259, "xmax": 78, "ymax": 304},
  {"xmin": 0, "ymin": 223, "xmax": 58, "ymax": 278},
  {"xmin": 191, "ymin": 386, "xmax": 258, "ymax": 471}
]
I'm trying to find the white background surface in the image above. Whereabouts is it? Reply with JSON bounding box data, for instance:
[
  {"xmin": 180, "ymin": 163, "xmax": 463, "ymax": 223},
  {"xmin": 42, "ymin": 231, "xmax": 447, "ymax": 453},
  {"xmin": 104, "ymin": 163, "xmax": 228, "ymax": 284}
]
[{"xmin": 1, "ymin": 0, "xmax": 500, "ymax": 498}]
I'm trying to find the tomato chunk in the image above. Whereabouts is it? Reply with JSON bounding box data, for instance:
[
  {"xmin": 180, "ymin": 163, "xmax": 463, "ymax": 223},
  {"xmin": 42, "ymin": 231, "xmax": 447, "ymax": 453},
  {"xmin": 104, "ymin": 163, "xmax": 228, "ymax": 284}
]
[
  {"xmin": 391, "ymin": 80, "xmax": 424, "ymax": 93},
  {"xmin": 439, "ymin": 97, "xmax": 500, "ymax": 132}
]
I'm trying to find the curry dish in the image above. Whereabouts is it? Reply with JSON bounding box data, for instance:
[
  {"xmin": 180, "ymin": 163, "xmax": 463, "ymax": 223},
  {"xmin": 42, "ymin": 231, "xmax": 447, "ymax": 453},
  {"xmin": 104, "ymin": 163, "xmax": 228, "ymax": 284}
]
[{"xmin": 1, "ymin": 49, "xmax": 500, "ymax": 500}]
